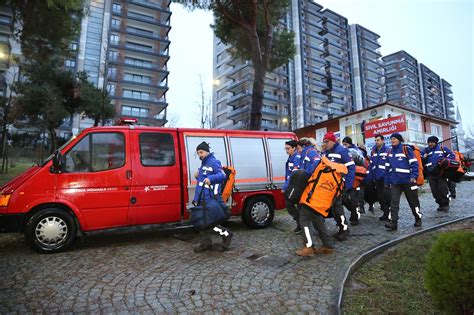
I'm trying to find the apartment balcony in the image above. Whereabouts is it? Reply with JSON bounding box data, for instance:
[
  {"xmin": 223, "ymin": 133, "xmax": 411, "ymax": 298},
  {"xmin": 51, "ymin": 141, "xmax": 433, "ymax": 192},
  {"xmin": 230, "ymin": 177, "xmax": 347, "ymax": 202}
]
[
  {"xmin": 109, "ymin": 42, "xmax": 170, "ymax": 66},
  {"xmin": 128, "ymin": 0, "xmax": 171, "ymax": 17},
  {"xmin": 111, "ymin": 24, "xmax": 171, "ymax": 48},
  {"xmin": 108, "ymin": 74, "xmax": 168, "ymax": 97},
  {"xmin": 108, "ymin": 56, "xmax": 169, "ymax": 80},
  {"xmin": 119, "ymin": 114, "xmax": 167, "ymax": 126}
]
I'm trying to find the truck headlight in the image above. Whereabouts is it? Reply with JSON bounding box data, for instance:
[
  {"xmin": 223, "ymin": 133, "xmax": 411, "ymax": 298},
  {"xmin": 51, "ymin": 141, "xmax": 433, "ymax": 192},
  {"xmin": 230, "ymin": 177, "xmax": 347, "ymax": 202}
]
[{"xmin": 0, "ymin": 194, "xmax": 11, "ymax": 207}]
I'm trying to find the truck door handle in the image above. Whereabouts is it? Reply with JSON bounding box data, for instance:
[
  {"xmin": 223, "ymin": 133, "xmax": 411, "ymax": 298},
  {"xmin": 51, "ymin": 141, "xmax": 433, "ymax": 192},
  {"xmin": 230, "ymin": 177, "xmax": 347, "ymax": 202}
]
[{"xmin": 126, "ymin": 170, "xmax": 132, "ymax": 179}]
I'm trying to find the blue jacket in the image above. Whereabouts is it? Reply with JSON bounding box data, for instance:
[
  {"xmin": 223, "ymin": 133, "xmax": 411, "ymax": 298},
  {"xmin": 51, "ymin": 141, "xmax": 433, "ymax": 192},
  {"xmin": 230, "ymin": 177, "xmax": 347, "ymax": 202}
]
[
  {"xmin": 367, "ymin": 145, "xmax": 388, "ymax": 181},
  {"xmin": 298, "ymin": 146, "xmax": 321, "ymax": 176},
  {"xmin": 282, "ymin": 151, "xmax": 301, "ymax": 192},
  {"xmin": 193, "ymin": 153, "xmax": 226, "ymax": 203},
  {"xmin": 422, "ymin": 144, "xmax": 455, "ymax": 174},
  {"xmin": 324, "ymin": 142, "xmax": 355, "ymax": 191},
  {"xmin": 384, "ymin": 144, "xmax": 418, "ymax": 185}
]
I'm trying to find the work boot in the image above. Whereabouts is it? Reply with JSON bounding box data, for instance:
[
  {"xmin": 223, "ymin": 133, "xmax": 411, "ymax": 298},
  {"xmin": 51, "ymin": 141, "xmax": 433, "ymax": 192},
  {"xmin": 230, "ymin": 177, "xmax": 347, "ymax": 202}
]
[
  {"xmin": 350, "ymin": 220, "xmax": 359, "ymax": 226},
  {"xmin": 295, "ymin": 247, "xmax": 315, "ymax": 257},
  {"xmin": 333, "ymin": 229, "xmax": 349, "ymax": 241},
  {"xmin": 385, "ymin": 221, "xmax": 398, "ymax": 231},
  {"xmin": 440, "ymin": 205, "xmax": 449, "ymax": 212},
  {"xmin": 293, "ymin": 227, "xmax": 303, "ymax": 235},
  {"xmin": 379, "ymin": 215, "xmax": 389, "ymax": 221},
  {"xmin": 313, "ymin": 246, "xmax": 334, "ymax": 255},
  {"xmin": 193, "ymin": 241, "xmax": 212, "ymax": 253},
  {"xmin": 414, "ymin": 219, "xmax": 422, "ymax": 227},
  {"xmin": 221, "ymin": 230, "xmax": 233, "ymax": 250}
]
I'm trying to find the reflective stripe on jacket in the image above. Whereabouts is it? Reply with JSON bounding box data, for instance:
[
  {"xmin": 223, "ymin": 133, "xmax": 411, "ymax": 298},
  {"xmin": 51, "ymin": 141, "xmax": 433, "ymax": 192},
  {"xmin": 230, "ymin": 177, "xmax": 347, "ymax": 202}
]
[
  {"xmin": 282, "ymin": 152, "xmax": 301, "ymax": 191},
  {"xmin": 193, "ymin": 153, "xmax": 226, "ymax": 203},
  {"xmin": 384, "ymin": 144, "xmax": 418, "ymax": 185},
  {"xmin": 367, "ymin": 145, "xmax": 388, "ymax": 181},
  {"xmin": 324, "ymin": 142, "xmax": 355, "ymax": 191},
  {"xmin": 422, "ymin": 144, "xmax": 455, "ymax": 173}
]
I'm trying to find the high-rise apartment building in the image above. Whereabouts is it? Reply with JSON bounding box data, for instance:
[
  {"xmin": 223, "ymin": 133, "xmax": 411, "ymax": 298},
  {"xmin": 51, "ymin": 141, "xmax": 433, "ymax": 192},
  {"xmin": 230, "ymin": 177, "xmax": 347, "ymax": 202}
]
[
  {"xmin": 212, "ymin": 26, "xmax": 292, "ymax": 131},
  {"xmin": 383, "ymin": 50, "xmax": 455, "ymax": 120},
  {"xmin": 0, "ymin": 7, "xmax": 14, "ymax": 99},
  {"xmin": 213, "ymin": 0, "xmax": 386, "ymax": 130},
  {"xmin": 382, "ymin": 50, "xmax": 423, "ymax": 112},
  {"xmin": 349, "ymin": 24, "xmax": 384, "ymax": 110}
]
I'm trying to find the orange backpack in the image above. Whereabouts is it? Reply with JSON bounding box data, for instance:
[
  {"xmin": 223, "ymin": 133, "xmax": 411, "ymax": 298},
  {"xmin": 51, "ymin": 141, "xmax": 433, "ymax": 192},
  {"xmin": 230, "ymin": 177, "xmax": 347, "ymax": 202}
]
[
  {"xmin": 403, "ymin": 145, "xmax": 424, "ymax": 186},
  {"xmin": 299, "ymin": 157, "xmax": 348, "ymax": 217},
  {"xmin": 353, "ymin": 165, "xmax": 367, "ymax": 189},
  {"xmin": 221, "ymin": 166, "xmax": 236, "ymax": 203}
]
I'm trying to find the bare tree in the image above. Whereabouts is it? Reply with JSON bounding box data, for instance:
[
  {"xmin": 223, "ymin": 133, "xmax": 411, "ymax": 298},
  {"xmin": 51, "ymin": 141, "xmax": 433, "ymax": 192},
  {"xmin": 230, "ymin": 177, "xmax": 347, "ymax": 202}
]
[{"xmin": 197, "ymin": 74, "xmax": 212, "ymax": 128}]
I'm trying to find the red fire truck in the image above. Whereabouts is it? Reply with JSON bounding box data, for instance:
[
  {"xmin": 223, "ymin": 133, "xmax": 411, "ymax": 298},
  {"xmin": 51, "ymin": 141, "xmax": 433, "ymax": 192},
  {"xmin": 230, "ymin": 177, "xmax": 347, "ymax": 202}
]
[{"xmin": 0, "ymin": 124, "xmax": 296, "ymax": 253}]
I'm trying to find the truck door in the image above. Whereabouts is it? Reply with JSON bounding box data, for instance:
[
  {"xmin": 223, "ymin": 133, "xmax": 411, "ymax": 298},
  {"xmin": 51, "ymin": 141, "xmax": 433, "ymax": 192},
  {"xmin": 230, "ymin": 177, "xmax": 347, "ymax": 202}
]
[
  {"xmin": 128, "ymin": 130, "xmax": 181, "ymax": 225},
  {"xmin": 56, "ymin": 131, "xmax": 130, "ymax": 230},
  {"xmin": 229, "ymin": 136, "xmax": 269, "ymax": 191},
  {"xmin": 184, "ymin": 134, "xmax": 229, "ymax": 209},
  {"xmin": 266, "ymin": 137, "xmax": 294, "ymax": 189}
]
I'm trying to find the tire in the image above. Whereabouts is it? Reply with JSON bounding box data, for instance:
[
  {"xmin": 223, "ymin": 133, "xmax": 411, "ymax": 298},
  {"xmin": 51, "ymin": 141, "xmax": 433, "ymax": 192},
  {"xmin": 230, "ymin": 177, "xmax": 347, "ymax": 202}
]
[
  {"xmin": 25, "ymin": 208, "xmax": 77, "ymax": 254},
  {"xmin": 242, "ymin": 196, "xmax": 274, "ymax": 229}
]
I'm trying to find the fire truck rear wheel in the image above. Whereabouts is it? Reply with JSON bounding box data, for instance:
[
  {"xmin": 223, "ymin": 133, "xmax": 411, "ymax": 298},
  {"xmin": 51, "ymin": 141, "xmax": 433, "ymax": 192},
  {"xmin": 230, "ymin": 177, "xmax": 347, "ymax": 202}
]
[
  {"xmin": 25, "ymin": 208, "xmax": 77, "ymax": 254},
  {"xmin": 242, "ymin": 196, "xmax": 274, "ymax": 229}
]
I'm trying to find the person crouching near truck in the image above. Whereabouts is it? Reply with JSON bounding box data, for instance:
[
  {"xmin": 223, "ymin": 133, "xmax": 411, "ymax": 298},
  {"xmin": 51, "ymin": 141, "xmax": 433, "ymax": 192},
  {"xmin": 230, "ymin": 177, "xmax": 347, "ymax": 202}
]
[
  {"xmin": 384, "ymin": 133, "xmax": 422, "ymax": 231},
  {"xmin": 192, "ymin": 142, "xmax": 233, "ymax": 252},
  {"xmin": 282, "ymin": 140, "xmax": 302, "ymax": 234}
]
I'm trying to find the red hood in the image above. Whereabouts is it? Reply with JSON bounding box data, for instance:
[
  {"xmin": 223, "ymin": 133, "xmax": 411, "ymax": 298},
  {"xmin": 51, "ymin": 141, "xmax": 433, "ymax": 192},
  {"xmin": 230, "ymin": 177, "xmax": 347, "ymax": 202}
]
[{"xmin": 1, "ymin": 165, "xmax": 42, "ymax": 194}]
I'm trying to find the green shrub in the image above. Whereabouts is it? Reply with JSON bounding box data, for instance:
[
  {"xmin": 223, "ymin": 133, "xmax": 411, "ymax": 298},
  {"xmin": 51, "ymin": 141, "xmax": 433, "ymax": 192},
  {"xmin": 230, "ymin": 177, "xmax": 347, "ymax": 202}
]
[{"xmin": 424, "ymin": 230, "xmax": 474, "ymax": 314}]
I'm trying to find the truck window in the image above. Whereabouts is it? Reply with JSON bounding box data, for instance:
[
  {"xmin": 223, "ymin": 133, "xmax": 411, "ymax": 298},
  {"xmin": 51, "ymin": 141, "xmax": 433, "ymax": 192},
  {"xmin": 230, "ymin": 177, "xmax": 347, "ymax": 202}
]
[
  {"xmin": 185, "ymin": 136, "xmax": 228, "ymax": 183},
  {"xmin": 229, "ymin": 137, "xmax": 268, "ymax": 182},
  {"xmin": 63, "ymin": 132, "xmax": 125, "ymax": 173},
  {"xmin": 139, "ymin": 133, "xmax": 175, "ymax": 166},
  {"xmin": 267, "ymin": 138, "xmax": 292, "ymax": 181}
]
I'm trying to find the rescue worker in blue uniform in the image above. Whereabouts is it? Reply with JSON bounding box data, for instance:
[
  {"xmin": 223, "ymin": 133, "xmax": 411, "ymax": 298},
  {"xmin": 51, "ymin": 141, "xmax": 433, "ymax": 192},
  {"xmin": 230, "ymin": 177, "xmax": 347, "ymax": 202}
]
[
  {"xmin": 384, "ymin": 133, "xmax": 422, "ymax": 231},
  {"xmin": 192, "ymin": 142, "xmax": 233, "ymax": 252},
  {"xmin": 342, "ymin": 136, "xmax": 365, "ymax": 225},
  {"xmin": 282, "ymin": 140, "xmax": 302, "ymax": 233},
  {"xmin": 366, "ymin": 134, "xmax": 391, "ymax": 220},
  {"xmin": 296, "ymin": 138, "xmax": 321, "ymax": 175},
  {"xmin": 323, "ymin": 132, "xmax": 355, "ymax": 241},
  {"xmin": 422, "ymin": 136, "xmax": 455, "ymax": 211}
]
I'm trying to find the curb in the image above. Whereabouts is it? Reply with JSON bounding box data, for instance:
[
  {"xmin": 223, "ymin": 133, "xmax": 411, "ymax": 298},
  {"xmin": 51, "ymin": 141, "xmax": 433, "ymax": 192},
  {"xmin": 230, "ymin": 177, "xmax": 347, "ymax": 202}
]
[{"xmin": 331, "ymin": 215, "xmax": 474, "ymax": 315}]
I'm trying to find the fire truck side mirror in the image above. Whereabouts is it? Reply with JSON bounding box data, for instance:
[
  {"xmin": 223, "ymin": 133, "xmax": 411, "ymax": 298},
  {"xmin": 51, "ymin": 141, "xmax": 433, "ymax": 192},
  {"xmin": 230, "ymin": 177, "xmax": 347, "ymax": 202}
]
[{"xmin": 51, "ymin": 150, "xmax": 63, "ymax": 173}]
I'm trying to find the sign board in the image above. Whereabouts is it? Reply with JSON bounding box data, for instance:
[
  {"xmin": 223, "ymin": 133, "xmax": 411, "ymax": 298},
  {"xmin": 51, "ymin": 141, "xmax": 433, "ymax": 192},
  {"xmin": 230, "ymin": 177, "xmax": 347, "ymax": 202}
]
[{"xmin": 364, "ymin": 114, "xmax": 407, "ymax": 139}]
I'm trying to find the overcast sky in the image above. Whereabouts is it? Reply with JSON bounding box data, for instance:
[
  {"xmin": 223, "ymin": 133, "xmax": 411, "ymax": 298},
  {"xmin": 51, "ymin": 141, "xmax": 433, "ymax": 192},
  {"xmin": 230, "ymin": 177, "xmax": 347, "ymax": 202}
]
[{"xmin": 166, "ymin": 0, "xmax": 473, "ymax": 134}]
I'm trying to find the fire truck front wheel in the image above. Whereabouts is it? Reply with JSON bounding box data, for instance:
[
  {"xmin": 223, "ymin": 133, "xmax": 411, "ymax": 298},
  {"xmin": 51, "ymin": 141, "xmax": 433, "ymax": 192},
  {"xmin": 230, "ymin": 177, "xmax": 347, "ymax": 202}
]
[
  {"xmin": 25, "ymin": 208, "xmax": 77, "ymax": 254},
  {"xmin": 242, "ymin": 196, "xmax": 274, "ymax": 229}
]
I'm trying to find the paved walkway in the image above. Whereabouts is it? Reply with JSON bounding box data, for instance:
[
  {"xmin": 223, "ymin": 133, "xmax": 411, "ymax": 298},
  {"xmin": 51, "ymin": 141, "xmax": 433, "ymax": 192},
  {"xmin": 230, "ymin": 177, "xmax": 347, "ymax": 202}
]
[{"xmin": 1, "ymin": 182, "xmax": 473, "ymax": 314}]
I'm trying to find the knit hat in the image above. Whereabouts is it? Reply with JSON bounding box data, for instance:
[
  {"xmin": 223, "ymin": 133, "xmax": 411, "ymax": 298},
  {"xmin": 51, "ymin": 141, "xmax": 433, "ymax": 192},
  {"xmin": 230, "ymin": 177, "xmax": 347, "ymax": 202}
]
[
  {"xmin": 196, "ymin": 141, "xmax": 210, "ymax": 152},
  {"xmin": 323, "ymin": 132, "xmax": 337, "ymax": 142},
  {"xmin": 390, "ymin": 132, "xmax": 404, "ymax": 143},
  {"xmin": 342, "ymin": 136, "xmax": 353, "ymax": 145},
  {"xmin": 427, "ymin": 136, "xmax": 439, "ymax": 144}
]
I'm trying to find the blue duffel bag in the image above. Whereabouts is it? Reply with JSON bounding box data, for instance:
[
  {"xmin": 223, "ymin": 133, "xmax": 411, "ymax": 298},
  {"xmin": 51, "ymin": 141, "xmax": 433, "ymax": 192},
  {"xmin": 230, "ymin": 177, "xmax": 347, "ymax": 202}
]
[{"xmin": 191, "ymin": 189, "xmax": 229, "ymax": 230}]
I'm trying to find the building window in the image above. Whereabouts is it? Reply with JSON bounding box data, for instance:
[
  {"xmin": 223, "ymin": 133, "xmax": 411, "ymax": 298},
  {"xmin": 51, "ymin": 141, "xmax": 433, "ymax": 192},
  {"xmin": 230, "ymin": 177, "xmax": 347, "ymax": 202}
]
[
  {"xmin": 111, "ymin": 18, "xmax": 120, "ymax": 27},
  {"xmin": 124, "ymin": 57, "xmax": 152, "ymax": 68},
  {"xmin": 112, "ymin": 3, "xmax": 121, "ymax": 12},
  {"xmin": 139, "ymin": 133, "xmax": 175, "ymax": 166},
  {"xmin": 108, "ymin": 50, "xmax": 118, "ymax": 61},
  {"xmin": 123, "ymin": 89, "xmax": 150, "ymax": 100},
  {"xmin": 110, "ymin": 34, "xmax": 119, "ymax": 45},
  {"xmin": 122, "ymin": 105, "xmax": 149, "ymax": 117},
  {"xmin": 65, "ymin": 59, "xmax": 76, "ymax": 68},
  {"xmin": 124, "ymin": 73, "xmax": 152, "ymax": 84},
  {"xmin": 107, "ymin": 67, "xmax": 116, "ymax": 77},
  {"xmin": 69, "ymin": 43, "xmax": 77, "ymax": 51},
  {"xmin": 107, "ymin": 84, "xmax": 115, "ymax": 96},
  {"xmin": 430, "ymin": 123, "xmax": 442, "ymax": 138}
]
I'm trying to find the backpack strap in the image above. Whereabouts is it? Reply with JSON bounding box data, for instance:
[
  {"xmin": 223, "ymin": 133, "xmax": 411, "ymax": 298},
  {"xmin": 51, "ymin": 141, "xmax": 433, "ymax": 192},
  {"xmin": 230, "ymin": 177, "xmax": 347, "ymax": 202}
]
[
  {"xmin": 305, "ymin": 167, "xmax": 325, "ymax": 202},
  {"xmin": 402, "ymin": 145, "xmax": 408, "ymax": 157}
]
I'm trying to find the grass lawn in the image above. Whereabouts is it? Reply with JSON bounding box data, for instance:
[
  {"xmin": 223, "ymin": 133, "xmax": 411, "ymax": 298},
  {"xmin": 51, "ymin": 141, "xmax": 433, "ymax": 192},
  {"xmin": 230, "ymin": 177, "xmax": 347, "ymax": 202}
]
[
  {"xmin": 0, "ymin": 161, "xmax": 37, "ymax": 186},
  {"xmin": 342, "ymin": 223, "xmax": 474, "ymax": 315}
]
